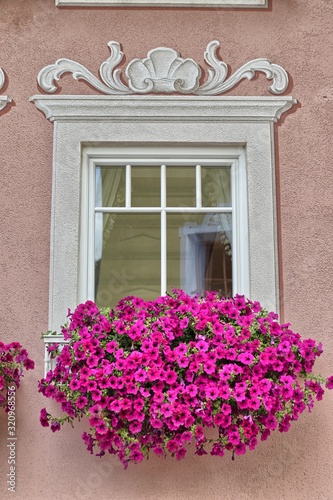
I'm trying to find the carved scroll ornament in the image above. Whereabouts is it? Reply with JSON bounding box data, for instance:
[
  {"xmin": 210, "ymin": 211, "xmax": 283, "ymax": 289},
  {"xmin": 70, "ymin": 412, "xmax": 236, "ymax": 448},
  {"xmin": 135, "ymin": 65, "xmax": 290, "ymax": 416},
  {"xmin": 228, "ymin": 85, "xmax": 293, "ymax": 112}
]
[
  {"xmin": 0, "ymin": 68, "xmax": 12, "ymax": 112},
  {"xmin": 0, "ymin": 68, "xmax": 4, "ymax": 90},
  {"xmin": 37, "ymin": 41, "xmax": 289, "ymax": 96}
]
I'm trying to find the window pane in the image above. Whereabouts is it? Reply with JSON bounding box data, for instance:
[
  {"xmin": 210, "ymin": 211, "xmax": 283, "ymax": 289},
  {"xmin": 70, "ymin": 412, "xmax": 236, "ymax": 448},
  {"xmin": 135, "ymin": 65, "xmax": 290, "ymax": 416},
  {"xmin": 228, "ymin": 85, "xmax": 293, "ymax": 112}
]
[
  {"xmin": 167, "ymin": 213, "xmax": 232, "ymax": 297},
  {"xmin": 96, "ymin": 166, "xmax": 125, "ymax": 207},
  {"xmin": 131, "ymin": 167, "xmax": 160, "ymax": 207},
  {"xmin": 202, "ymin": 167, "xmax": 231, "ymax": 207},
  {"xmin": 166, "ymin": 166, "xmax": 196, "ymax": 207},
  {"xmin": 95, "ymin": 213, "xmax": 160, "ymax": 307}
]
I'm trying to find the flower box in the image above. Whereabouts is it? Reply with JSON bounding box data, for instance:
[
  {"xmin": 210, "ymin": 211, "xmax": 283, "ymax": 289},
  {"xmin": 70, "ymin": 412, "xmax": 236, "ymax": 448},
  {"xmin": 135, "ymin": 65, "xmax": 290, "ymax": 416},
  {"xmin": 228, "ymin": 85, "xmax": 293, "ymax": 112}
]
[{"xmin": 39, "ymin": 291, "xmax": 333, "ymax": 467}]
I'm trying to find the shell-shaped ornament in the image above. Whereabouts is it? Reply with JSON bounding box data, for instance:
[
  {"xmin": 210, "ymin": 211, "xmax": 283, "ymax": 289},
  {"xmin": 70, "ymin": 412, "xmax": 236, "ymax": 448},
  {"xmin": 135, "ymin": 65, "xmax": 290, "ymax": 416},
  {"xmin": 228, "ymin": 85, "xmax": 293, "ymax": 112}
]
[{"xmin": 126, "ymin": 47, "xmax": 201, "ymax": 94}]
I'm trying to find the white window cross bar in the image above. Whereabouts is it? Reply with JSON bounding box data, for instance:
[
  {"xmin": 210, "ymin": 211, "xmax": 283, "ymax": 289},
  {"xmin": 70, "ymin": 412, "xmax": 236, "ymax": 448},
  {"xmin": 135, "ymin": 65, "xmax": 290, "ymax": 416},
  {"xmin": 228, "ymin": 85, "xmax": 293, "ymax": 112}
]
[{"xmin": 94, "ymin": 207, "xmax": 232, "ymax": 213}]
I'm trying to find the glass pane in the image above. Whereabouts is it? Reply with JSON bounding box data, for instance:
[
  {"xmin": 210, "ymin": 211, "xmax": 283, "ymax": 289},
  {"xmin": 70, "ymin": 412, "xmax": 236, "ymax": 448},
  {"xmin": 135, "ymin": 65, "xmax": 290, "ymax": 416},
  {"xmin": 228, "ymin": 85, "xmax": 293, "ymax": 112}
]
[
  {"xmin": 96, "ymin": 166, "xmax": 125, "ymax": 207},
  {"xmin": 202, "ymin": 167, "xmax": 231, "ymax": 207},
  {"xmin": 132, "ymin": 167, "xmax": 160, "ymax": 207},
  {"xmin": 166, "ymin": 166, "xmax": 196, "ymax": 207},
  {"xmin": 167, "ymin": 213, "xmax": 232, "ymax": 297},
  {"xmin": 95, "ymin": 213, "xmax": 161, "ymax": 307}
]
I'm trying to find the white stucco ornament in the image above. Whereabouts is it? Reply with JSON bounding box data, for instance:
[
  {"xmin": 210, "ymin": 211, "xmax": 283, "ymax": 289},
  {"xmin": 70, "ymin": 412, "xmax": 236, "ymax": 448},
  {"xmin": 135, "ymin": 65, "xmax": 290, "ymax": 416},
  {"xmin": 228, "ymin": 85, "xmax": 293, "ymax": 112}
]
[
  {"xmin": 0, "ymin": 68, "xmax": 4, "ymax": 89},
  {"xmin": 126, "ymin": 47, "xmax": 201, "ymax": 93},
  {"xmin": 37, "ymin": 41, "xmax": 289, "ymax": 95},
  {"xmin": 0, "ymin": 68, "xmax": 12, "ymax": 112}
]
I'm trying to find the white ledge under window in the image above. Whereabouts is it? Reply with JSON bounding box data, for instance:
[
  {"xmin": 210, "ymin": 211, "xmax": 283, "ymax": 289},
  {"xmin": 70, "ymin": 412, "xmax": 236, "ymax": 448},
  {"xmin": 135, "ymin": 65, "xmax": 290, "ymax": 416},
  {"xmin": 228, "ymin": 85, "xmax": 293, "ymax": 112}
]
[{"xmin": 56, "ymin": 0, "xmax": 268, "ymax": 7}]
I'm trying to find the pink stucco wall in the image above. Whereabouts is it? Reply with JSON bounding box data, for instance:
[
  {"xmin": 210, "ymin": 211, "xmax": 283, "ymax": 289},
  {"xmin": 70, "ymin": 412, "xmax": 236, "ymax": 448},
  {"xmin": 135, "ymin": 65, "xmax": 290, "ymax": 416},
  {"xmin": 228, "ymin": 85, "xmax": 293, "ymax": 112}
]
[{"xmin": 1, "ymin": 0, "xmax": 333, "ymax": 498}]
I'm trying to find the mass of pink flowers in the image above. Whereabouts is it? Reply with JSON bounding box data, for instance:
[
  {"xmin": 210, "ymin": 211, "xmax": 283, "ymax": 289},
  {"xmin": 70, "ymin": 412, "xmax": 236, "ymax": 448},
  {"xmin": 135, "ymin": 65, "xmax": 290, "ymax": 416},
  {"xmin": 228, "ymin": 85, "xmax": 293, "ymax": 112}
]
[
  {"xmin": 39, "ymin": 290, "xmax": 333, "ymax": 468},
  {"xmin": 0, "ymin": 342, "xmax": 35, "ymax": 409}
]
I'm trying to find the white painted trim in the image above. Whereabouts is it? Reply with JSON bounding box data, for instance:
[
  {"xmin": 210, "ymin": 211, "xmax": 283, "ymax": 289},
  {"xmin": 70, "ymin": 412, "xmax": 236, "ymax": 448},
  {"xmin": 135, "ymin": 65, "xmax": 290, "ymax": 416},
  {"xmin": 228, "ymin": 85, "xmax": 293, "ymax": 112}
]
[
  {"xmin": 160, "ymin": 163, "xmax": 167, "ymax": 296},
  {"xmin": 87, "ymin": 160, "xmax": 96, "ymax": 300},
  {"xmin": 125, "ymin": 164, "xmax": 131, "ymax": 208},
  {"xmin": 93, "ymin": 207, "xmax": 232, "ymax": 213},
  {"xmin": 231, "ymin": 153, "xmax": 249, "ymax": 297},
  {"xmin": 196, "ymin": 165, "xmax": 202, "ymax": 209},
  {"xmin": 56, "ymin": 0, "xmax": 267, "ymax": 7},
  {"xmin": 30, "ymin": 94, "xmax": 296, "ymax": 332},
  {"xmin": 82, "ymin": 148, "xmax": 243, "ymax": 302}
]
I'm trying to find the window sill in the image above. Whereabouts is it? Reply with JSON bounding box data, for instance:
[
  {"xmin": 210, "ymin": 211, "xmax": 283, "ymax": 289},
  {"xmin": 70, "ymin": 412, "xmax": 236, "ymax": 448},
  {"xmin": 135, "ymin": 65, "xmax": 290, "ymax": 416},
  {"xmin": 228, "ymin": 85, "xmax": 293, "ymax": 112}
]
[{"xmin": 56, "ymin": 0, "xmax": 268, "ymax": 8}]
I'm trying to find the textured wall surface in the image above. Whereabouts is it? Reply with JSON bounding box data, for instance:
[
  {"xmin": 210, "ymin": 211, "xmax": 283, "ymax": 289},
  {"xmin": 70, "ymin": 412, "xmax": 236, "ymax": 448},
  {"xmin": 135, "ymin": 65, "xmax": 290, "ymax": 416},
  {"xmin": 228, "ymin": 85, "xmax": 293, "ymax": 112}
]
[{"xmin": 0, "ymin": 0, "xmax": 332, "ymax": 498}]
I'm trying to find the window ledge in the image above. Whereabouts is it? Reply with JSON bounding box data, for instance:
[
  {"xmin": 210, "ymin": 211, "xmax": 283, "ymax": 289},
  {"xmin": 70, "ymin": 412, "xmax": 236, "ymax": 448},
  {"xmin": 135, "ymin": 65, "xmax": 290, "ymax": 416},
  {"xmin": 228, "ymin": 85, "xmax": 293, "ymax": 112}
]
[{"xmin": 56, "ymin": 0, "xmax": 268, "ymax": 8}]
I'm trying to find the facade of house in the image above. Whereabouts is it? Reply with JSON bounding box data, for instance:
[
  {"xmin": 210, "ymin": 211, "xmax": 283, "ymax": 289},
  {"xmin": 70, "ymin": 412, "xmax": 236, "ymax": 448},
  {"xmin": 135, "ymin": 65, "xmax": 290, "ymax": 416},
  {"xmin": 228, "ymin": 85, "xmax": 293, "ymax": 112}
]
[{"xmin": 0, "ymin": 0, "xmax": 333, "ymax": 498}]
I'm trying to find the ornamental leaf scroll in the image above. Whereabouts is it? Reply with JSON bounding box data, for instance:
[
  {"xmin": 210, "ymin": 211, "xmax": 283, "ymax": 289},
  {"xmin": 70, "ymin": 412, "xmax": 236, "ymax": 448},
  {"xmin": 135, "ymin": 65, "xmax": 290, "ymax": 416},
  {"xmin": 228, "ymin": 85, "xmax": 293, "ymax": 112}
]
[
  {"xmin": 37, "ymin": 41, "xmax": 289, "ymax": 96},
  {"xmin": 0, "ymin": 68, "xmax": 12, "ymax": 112},
  {"xmin": 0, "ymin": 68, "xmax": 5, "ymax": 91}
]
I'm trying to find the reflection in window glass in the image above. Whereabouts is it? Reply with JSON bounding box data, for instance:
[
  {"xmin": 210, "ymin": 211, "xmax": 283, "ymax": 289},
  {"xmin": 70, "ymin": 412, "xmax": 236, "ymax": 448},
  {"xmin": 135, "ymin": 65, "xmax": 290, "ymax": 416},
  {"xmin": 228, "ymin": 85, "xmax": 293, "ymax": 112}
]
[
  {"xmin": 166, "ymin": 167, "xmax": 196, "ymax": 207},
  {"xmin": 167, "ymin": 213, "xmax": 232, "ymax": 297},
  {"xmin": 132, "ymin": 167, "xmax": 160, "ymax": 207},
  {"xmin": 95, "ymin": 213, "xmax": 161, "ymax": 307},
  {"xmin": 202, "ymin": 167, "xmax": 231, "ymax": 207},
  {"xmin": 96, "ymin": 167, "xmax": 125, "ymax": 207}
]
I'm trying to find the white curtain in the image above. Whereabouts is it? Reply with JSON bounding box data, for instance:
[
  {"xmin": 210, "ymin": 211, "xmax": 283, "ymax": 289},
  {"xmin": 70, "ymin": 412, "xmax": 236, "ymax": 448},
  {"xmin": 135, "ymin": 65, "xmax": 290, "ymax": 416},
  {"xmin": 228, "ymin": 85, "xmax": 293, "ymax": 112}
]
[{"xmin": 203, "ymin": 169, "xmax": 232, "ymax": 257}]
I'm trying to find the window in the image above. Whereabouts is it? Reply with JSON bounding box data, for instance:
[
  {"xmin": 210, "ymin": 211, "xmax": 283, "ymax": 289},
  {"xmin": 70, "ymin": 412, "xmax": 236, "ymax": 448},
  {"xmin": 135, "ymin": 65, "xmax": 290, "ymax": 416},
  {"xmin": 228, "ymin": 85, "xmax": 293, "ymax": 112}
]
[
  {"xmin": 32, "ymin": 41, "xmax": 296, "ymax": 376},
  {"xmin": 56, "ymin": 0, "xmax": 268, "ymax": 7},
  {"xmin": 81, "ymin": 146, "xmax": 248, "ymax": 308}
]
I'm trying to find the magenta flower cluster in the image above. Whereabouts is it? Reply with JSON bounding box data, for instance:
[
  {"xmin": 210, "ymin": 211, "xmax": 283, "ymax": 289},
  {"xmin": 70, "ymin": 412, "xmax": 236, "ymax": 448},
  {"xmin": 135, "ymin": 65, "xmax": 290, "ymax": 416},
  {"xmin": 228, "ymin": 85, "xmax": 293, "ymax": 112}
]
[
  {"xmin": 0, "ymin": 342, "xmax": 35, "ymax": 409},
  {"xmin": 39, "ymin": 291, "xmax": 333, "ymax": 468}
]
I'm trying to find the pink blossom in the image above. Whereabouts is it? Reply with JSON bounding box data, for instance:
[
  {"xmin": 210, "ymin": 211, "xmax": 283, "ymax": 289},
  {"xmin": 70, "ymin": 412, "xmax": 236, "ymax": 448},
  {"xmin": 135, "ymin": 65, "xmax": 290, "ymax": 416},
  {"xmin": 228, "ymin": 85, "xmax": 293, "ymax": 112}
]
[
  {"xmin": 153, "ymin": 446, "xmax": 165, "ymax": 456},
  {"xmin": 76, "ymin": 395, "xmax": 88, "ymax": 409},
  {"xmin": 238, "ymin": 352, "xmax": 254, "ymax": 365},
  {"xmin": 235, "ymin": 442, "xmax": 246, "ymax": 455}
]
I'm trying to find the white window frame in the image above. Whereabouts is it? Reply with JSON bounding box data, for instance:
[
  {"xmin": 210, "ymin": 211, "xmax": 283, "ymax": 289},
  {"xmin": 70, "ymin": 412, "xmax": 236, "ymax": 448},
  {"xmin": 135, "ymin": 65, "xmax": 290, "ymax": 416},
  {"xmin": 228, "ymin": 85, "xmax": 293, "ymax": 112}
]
[
  {"xmin": 56, "ymin": 0, "xmax": 267, "ymax": 7},
  {"xmin": 81, "ymin": 146, "xmax": 248, "ymax": 303},
  {"xmin": 30, "ymin": 94, "xmax": 295, "ymax": 336}
]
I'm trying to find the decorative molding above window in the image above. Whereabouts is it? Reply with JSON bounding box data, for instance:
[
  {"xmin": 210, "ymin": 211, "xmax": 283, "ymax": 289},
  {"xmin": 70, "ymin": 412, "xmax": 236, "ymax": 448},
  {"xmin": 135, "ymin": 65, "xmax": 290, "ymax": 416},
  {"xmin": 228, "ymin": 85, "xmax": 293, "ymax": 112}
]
[
  {"xmin": 38, "ymin": 41, "xmax": 288, "ymax": 96},
  {"xmin": 56, "ymin": 0, "xmax": 268, "ymax": 8},
  {"xmin": 0, "ymin": 68, "xmax": 12, "ymax": 112}
]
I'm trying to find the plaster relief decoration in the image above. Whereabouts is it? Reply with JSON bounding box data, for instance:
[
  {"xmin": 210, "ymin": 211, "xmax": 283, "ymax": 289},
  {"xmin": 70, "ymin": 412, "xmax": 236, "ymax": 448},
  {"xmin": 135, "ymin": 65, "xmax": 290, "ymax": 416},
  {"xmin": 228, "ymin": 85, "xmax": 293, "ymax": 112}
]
[
  {"xmin": 0, "ymin": 68, "xmax": 12, "ymax": 112},
  {"xmin": 37, "ymin": 41, "xmax": 289, "ymax": 96}
]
